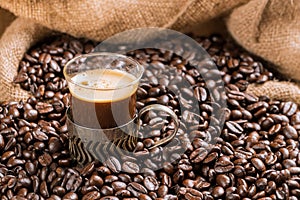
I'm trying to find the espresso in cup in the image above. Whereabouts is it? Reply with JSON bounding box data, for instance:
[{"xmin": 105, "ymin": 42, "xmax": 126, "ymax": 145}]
[
  {"xmin": 64, "ymin": 53, "xmax": 179, "ymax": 164},
  {"xmin": 69, "ymin": 68, "xmax": 138, "ymax": 129}
]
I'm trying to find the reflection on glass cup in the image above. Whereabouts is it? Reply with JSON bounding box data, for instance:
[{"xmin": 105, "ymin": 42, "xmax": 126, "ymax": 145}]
[{"xmin": 63, "ymin": 53, "xmax": 179, "ymax": 164}]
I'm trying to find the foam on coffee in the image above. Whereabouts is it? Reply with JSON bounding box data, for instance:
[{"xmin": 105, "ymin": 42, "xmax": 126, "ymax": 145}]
[
  {"xmin": 69, "ymin": 69, "xmax": 138, "ymax": 102},
  {"xmin": 68, "ymin": 69, "xmax": 138, "ymax": 129}
]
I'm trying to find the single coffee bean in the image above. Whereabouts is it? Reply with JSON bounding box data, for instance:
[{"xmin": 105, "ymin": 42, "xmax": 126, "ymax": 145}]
[
  {"xmin": 80, "ymin": 162, "xmax": 95, "ymax": 177},
  {"xmin": 127, "ymin": 182, "xmax": 147, "ymax": 194},
  {"xmin": 89, "ymin": 175, "xmax": 103, "ymax": 187},
  {"xmin": 48, "ymin": 137, "xmax": 63, "ymax": 153},
  {"xmin": 216, "ymin": 174, "xmax": 231, "ymax": 188},
  {"xmin": 53, "ymin": 186, "xmax": 66, "ymax": 196},
  {"xmin": 143, "ymin": 176, "xmax": 159, "ymax": 191},
  {"xmin": 112, "ymin": 181, "xmax": 127, "ymax": 191},
  {"xmin": 23, "ymin": 109, "xmax": 38, "ymax": 121},
  {"xmin": 38, "ymin": 153, "xmax": 52, "ymax": 167},
  {"xmin": 40, "ymin": 180, "xmax": 49, "ymax": 198},
  {"xmin": 282, "ymin": 101, "xmax": 297, "ymax": 116},
  {"xmin": 251, "ymin": 158, "xmax": 266, "ymax": 171},
  {"xmin": 215, "ymin": 157, "xmax": 234, "ymax": 173},
  {"xmin": 62, "ymin": 192, "xmax": 78, "ymax": 200},
  {"xmin": 226, "ymin": 121, "xmax": 243, "ymax": 135},
  {"xmin": 190, "ymin": 147, "xmax": 208, "ymax": 163},
  {"xmin": 211, "ymin": 186, "xmax": 225, "ymax": 198},
  {"xmin": 122, "ymin": 161, "xmax": 139, "ymax": 174},
  {"xmin": 100, "ymin": 185, "xmax": 114, "ymax": 196},
  {"xmin": 283, "ymin": 125, "xmax": 298, "ymax": 139},
  {"xmin": 82, "ymin": 191, "xmax": 101, "ymax": 200},
  {"xmin": 104, "ymin": 156, "xmax": 121, "ymax": 173}
]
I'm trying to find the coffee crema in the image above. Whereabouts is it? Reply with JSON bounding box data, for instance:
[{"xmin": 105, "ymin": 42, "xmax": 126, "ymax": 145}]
[{"xmin": 68, "ymin": 69, "xmax": 138, "ymax": 129}]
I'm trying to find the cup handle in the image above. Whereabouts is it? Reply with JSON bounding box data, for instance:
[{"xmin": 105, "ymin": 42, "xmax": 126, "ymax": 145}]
[{"xmin": 137, "ymin": 104, "xmax": 179, "ymax": 150}]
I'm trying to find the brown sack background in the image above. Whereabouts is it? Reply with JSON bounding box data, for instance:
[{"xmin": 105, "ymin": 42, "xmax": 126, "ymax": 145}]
[
  {"xmin": 247, "ymin": 81, "xmax": 300, "ymax": 105},
  {"xmin": 0, "ymin": 9, "xmax": 15, "ymax": 38},
  {"xmin": 0, "ymin": 17, "xmax": 52, "ymax": 102},
  {"xmin": 0, "ymin": 0, "xmax": 248, "ymax": 41},
  {"xmin": 0, "ymin": 0, "xmax": 248, "ymax": 102},
  {"xmin": 227, "ymin": 0, "xmax": 300, "ymax": 81}
]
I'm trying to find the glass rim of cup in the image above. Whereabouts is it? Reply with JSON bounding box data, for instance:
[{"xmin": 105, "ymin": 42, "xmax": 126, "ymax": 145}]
[{"xmin": 63, "ymin": 52, "xmax": 145, "ymax": 91}]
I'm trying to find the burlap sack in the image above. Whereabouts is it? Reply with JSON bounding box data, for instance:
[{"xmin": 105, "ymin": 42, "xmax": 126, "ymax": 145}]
[
  {"xmin": 0, "ymin": 0, "xmax": 249, "ymax": 101},
  {"xmin": 0, "ymin": 0, "xmax": 248, "ymax": 41},
  {"xmin": 0, "ymin": 18, "xmax": 52, "ymax": 102},
  {"xmin": 0, "ymin": 9, "xmax": 15, "ymax": 38},
  {"xmin": 227, "ymin": 0, "xmax": 300, "ymax": 104},
  {"xmin": 227, "ymin": 0, "xmax": 300, "ymax": 81},
  {"xmin": 247, "ymin": 81, "xmax": 300, "ymax": 105}
]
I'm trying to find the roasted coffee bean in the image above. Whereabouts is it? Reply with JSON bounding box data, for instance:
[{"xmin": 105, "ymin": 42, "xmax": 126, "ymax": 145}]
[
  {"xmin": 104, "ymin": 175, "xmax": 118, "ymax": 184},
  {"xmin": 40, "ymin": 180, "xmax": 49, "ymax": 198},
  {"xmin": 122, "ymin": 161, "xmax": 139, "ymax": 174},
  {"xmin": 157, "ymin": 185, "xmax": 168, "ymax": 197},
  {"xmin": 1, "ymin": 151, "xmax": 15, "ymax": 161},
  {"xmin": 251, "ymin": 158, "xmax": 266, "ymax": 171},
  {"xmin": 81, "ymin": 162, "xmax": 95, "ymax": 177},
  {"xmin": 190, "ymin": 147, "xmax": 208, "ymax": 163},
  {"xmin": 216, "ymin": 174, "xmax": 231, "ymax": 188},
  {"xmin": 128, "ymin": 182, "xmax": 147, "ymax": 194},
  {"xmin": 215, "ymin": 157, "xmax": 234, "ymax": 173},
  {"xmin": 115, "ymin": 189, "xmax": 131, "ymax": 198},
  {"xmin": 25, "ymin": 162, "xmax": 37, "ymax": 175},
  {"xmin": 282, "ymin": 101, "xmax": 297, "ymax": 116},
  {"xmin": 82, "ymin": 191, "xmax": 101, "ymax": 200},
  {"xmin": 100, "ymin": 185, "xmax": 114, "ymax": 196},
  {"xmin": 39, "ymin": 53, "xmax": 51, "ymax": 64},
  {"xmin": 53, "ymin": 186, "xmax": 66, "ymax": 196},
  {"xmin": 226, "ymin": 121, "xmax": 243, "ymax": 134},
  {"xmin": 178, "ymin": 187, "xmax": 203, "ymax": 199},
  {"xmin": 211, "ymin": 186, "xmax": 225, "ymax": 198},
  {"xmin": 49, "ymin": 60, "xmax": 61, "ymax": 72},
  {"xmin": 111, "ymin": 181, "xmax": 127, "ymax": 191},
  {"xmin": 289, "ymin": 167, "xmax": 300, "ymax": 174},
  {"xmin": 14, "ymin": 73, "xmax": 29, "ymax": 83},
  {"xmin": 38, "ymin": 153, "xmax": 52, "ymax": 166},
  {"xmin": 0, "ymin": 134, "xmax": 5, "ymax": 149},
  {"xmin": 283, "ymin": 125, "xmax": 298, "ymax": 139},
  {"xmin": 89, "ymin": 175, "xmax": 103, "ymax": 187},
  {"xmin": 143, "ymin": 176, "xmax": 159, "ymax": 191},
  {"xmin": 133, "ymin": 174, "xmax": 144, "ymax": 183},
  {"xmin": 118, "ymin": 174, "xmax": 132, "ymax": 183},
  {"xmin": 48, "ymin": 137, "xmax": 63, "ymax": 153},
  {"xmin": 23, "ymin": 109, "xmax": 38, "ymax": 121},
  {"xmin": 63, "ymin": 192, "xmax": 78, "ymax": 200},
  {"xmin": 104, "ymin": 156, "xmax": 121, "ymax": 173}
]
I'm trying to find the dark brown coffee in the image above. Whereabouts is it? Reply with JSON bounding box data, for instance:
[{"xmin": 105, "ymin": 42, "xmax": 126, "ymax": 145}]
[{"xmin": 69, "ymin": 69, "xmax": 138, "ymax": 129}]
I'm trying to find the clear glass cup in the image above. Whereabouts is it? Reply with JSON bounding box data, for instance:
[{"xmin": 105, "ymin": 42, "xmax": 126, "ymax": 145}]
[{"xmin": 63, "ymin": 52, "xmax": 179, "ymax": 164}]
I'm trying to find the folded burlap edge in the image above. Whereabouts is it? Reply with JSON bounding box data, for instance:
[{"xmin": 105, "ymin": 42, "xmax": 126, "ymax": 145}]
[
  {"xmin": 246, "ymin": 80, "xmax": 300, "ymax": 105},
  {"xmin": 0, "ymin": 17, "xmax": 53, "ymax": 102}
]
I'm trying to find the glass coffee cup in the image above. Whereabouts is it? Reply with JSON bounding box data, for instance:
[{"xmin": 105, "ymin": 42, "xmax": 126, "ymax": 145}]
[{"xmin": 63, "ymin": 52, "xmax": 179, "ymax": 165}]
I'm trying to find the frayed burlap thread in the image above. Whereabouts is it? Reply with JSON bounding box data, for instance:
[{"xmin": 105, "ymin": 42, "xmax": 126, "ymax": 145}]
[
  {"xmin": 227, "ymin": 0, "xmax": 300, "ymax": 81},
  {"xmin": 0, "ymin": 0, "xmax": 248, "ymax": 41},
  {"xmin": 0, "ymin": 18, "xmax": 52, "ymax": 102},
  {"xmin": 247, "ymin": 81, "xmax": 300, "ymax": 105}
]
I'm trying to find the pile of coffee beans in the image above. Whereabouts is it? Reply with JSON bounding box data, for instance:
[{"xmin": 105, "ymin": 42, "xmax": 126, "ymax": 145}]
[{"xmin": 0, "ymin": 34, "xmax": 298, "ymax": 199}]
